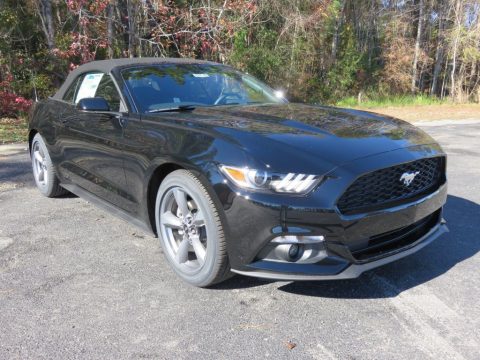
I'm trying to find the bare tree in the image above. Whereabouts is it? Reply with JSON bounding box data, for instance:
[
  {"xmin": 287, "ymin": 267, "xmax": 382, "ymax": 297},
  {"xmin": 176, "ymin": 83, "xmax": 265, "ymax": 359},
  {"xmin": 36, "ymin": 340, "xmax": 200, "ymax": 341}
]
[
  {"xmin": 37, "ymin": 0, "xmax": 56, "ymax": 51},
  {"xmin": 431, "ymin": 0, "xmax": 447, "ymax": 95},
  {"xmin": 450, "ymin": 0, "xmax": 463, "ymax": 100},
  {"xmin": 127, "ymin": 0, "xmax": 137, "ymax": 57},
  {"xmin": 107, "ymin": 0, "xmax": 115, "ymax": 59},
  {"xmin": 331, "ymin": 1, "xmax": 345, "ymax": 59},
  {"xmin": 411, "ymin": 0, "xmax": 425, "ymax": 93}
]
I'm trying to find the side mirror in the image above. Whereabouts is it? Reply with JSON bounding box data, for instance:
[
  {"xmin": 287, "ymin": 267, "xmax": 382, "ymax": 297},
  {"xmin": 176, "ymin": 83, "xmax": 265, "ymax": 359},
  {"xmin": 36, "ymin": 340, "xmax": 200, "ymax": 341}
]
[{"xmin": 76, "ymin": 97, "xmax": 110, "ymax": 112}]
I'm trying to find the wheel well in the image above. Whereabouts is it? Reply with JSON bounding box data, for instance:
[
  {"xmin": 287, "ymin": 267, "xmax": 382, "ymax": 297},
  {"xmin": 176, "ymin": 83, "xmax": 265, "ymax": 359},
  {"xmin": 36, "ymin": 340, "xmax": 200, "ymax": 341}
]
[
  {"xmin": 28, "ymin": 129, "xmax": 38, "ymax": 153},
  {"xmin": 147, "ymin": 163, "xmax": 184, "ymax": 235}
]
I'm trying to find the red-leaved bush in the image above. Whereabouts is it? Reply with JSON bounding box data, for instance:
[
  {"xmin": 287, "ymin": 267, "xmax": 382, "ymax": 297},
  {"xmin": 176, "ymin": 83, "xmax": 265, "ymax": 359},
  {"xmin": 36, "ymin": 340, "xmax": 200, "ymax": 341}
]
[{"xmin": 0, "ymin": 75, "xmax": 33, "ymax": 118}]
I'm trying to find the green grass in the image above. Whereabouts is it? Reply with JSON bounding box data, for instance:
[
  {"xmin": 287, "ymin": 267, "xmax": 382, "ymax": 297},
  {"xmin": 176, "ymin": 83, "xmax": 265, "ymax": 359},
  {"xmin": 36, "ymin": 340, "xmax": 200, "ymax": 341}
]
[
  {"xmin": 0, "ymin": 117, "xmax": 28, "ymax": 144},
  {"xmin": 335, "ymin": 94, "xmax": 447, "ymax": 108}
]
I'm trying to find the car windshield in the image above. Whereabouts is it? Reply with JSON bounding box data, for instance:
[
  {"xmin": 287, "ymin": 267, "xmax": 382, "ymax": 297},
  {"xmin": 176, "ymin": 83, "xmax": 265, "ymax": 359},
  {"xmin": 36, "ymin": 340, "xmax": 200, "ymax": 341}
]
[{"xmin": 121, "ymin": 64, "xmax": 286, "ymax": 113}]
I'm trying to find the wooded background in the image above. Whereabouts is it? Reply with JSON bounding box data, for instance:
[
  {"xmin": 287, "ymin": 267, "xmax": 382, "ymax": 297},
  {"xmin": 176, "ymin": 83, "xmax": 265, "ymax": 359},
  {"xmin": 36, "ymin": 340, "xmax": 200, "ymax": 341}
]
[{"xmin": 1, "ymin": 0, "xmax": 479, "ymax": 117}]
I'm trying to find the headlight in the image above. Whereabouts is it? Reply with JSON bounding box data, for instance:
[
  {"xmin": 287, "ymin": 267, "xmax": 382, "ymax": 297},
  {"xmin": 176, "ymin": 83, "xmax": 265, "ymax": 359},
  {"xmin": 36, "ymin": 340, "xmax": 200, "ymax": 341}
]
[{"xmin": 219, "ymin": 165, "xmax": 322, "ymax": 194}]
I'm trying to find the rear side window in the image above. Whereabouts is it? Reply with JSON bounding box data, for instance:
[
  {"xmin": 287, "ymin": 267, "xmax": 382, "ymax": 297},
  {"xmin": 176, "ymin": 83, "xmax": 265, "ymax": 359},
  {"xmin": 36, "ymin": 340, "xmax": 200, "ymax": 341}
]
[
  {"xmin": 75, "ymin": 73, "xmax": 104, "ymax": 104},
  {"xmin": 62, "ymin": 76, "xmax": 83, "ymax": 103},
  {"xmin": 72, "ymin": 72, "xmax": 121, "ymax": 111}
]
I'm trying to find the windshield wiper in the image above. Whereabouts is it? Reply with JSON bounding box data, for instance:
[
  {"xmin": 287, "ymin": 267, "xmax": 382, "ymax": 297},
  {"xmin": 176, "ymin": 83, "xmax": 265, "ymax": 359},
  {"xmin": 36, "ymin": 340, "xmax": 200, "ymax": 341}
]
[{"xmin": 147, "ymin": 105, "xmax": 196, "ymax": 113}]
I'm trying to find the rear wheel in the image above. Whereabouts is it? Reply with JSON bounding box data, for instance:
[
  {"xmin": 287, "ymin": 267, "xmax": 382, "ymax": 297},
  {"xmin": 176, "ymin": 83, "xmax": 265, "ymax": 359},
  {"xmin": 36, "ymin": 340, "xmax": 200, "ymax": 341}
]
[
  {"xmin": 31, "ymin": 133, "xmax": 67, "ymax": 197},
  {"xmin": 155, "ymin": 170, "xmax": 231, "ymax": 287}
]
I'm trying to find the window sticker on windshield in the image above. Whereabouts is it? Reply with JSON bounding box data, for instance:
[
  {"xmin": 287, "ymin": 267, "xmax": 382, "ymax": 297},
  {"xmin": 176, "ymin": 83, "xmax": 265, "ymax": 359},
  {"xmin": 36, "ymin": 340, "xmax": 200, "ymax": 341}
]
[
  {"xmin": 192, "ymin": 74, "xmax": 209, "ymax": 78},
  {"xmin": 75, "ymin": 73, "xmax": 104, "ymax": 103}
]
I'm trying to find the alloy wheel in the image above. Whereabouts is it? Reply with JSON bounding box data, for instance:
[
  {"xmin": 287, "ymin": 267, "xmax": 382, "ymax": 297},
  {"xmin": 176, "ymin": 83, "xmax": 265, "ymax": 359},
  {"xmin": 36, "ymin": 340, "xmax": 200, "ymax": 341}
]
[
  {"xmin": 159, "ymin": 186, "xmax": 208, "ymax": 273},
  {"xmin": 32, "ymin": 141, "xmax": 48, "ymax": 187}
]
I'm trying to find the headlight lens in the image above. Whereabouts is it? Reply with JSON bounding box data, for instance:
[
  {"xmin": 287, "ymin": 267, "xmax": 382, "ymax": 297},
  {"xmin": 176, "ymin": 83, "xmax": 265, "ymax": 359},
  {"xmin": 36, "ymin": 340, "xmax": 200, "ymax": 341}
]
[{"xmin": 219, "ymin": 165, "xmax": 322, "ymax": 194}]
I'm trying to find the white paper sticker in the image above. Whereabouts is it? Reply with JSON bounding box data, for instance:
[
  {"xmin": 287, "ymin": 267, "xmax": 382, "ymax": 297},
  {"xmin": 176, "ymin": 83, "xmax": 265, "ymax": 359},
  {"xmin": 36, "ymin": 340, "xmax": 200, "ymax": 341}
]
[
  {"xmin": 75, "ymin": 73, "xmax": 104, "ymax": 103},
  {"xmin": 192, "ymin": 73, "xmax": 209, "ymax": 78}
]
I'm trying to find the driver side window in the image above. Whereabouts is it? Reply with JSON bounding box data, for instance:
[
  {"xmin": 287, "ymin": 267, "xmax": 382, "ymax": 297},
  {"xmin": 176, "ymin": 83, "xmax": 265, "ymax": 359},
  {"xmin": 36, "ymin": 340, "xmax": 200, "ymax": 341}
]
[
  {"xmin": 62, "ymin": 76, "xmax": 83, "ymax": 104},
  {"xmin": 95, "ymin": 75, "xmax": 121, "ymax": 112}
]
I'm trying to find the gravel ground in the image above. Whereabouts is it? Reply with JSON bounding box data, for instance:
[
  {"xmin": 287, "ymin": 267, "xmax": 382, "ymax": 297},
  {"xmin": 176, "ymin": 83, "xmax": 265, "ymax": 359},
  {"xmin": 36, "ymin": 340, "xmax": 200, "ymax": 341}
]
[{"xmin": 0, "ymin": 120, "xmax": 479, "ymax": 359}]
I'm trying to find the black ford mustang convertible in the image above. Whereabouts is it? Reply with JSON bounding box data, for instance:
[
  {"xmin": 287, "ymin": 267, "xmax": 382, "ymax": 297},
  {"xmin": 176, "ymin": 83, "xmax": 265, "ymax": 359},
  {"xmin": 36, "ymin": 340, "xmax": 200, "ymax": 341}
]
[{"xmin": 29, "ymin": 58, "xmax": 448, "ymax": 287}]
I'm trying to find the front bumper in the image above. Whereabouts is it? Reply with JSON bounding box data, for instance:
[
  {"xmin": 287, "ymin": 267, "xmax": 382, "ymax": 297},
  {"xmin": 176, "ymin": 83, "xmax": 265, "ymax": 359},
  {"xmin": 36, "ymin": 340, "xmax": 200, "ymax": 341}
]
[
  {"xmin": 231, "ymin": 221, "xmax": 448, "ymax": 280},
  {"xmin": 222, "ymin": 183, "xmax": 448, "ymax": 280}
]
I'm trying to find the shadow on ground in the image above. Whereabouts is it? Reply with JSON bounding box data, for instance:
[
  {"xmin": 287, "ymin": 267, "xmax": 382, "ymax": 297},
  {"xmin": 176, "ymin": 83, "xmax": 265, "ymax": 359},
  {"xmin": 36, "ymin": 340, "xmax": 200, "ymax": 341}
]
[
  {"xmin": 0, "ymin": 146, "xmax": 33, "ymax": 188},
  {"xmin": 215, "ymin": 195, "xmax": 480, "ymax": 298}
]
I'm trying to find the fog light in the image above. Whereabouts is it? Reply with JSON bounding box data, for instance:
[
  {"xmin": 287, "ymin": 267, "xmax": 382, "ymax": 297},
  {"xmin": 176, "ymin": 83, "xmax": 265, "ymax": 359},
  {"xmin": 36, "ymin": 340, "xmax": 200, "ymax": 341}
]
[
  {"xmin": 288, "ymin": 244, "xmax": 300, "ymax": 259},
  {"xmin": 274, "ymin": 244, "xmax": 304, "ymax": 262},
  {"xmin": 257, "ymin": 234, "xmax": 328, "ymax": 263},
  {"xmin": 266, "ymin": 234, "xmax": 327, "ymax": 263}
]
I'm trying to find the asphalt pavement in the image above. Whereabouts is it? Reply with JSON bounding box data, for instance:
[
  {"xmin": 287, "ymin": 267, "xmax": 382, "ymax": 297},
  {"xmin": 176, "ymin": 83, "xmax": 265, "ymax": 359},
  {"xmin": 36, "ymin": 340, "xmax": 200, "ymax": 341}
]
[{"xmin": 0, "ymin": 119, "xmax": 479, "ymax": 359}]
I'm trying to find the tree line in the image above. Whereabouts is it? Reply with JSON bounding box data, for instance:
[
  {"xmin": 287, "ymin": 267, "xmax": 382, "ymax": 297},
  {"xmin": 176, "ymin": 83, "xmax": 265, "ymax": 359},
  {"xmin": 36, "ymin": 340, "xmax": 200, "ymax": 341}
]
[{"xmin": 0, "ymin": 0, "xmax": 479, "ymax": 116}]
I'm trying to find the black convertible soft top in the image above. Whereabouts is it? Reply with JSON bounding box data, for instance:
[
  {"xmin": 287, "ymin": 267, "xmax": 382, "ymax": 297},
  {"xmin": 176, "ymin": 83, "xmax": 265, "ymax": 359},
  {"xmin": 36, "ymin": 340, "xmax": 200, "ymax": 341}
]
[{"xmin": 53, "ymin": 57, "xmax": 217, "ymax": 100}]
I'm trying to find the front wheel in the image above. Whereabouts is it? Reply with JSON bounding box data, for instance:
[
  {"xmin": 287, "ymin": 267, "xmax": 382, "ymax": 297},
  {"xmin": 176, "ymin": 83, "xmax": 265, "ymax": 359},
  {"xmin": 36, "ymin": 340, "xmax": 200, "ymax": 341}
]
[
  {"xmin": 155, "ymin": 170, "xmax": 231, "ymax": 287},
  {"xmin": 31, "ymin": 133, "xmax": 68, "ymax": 198}
]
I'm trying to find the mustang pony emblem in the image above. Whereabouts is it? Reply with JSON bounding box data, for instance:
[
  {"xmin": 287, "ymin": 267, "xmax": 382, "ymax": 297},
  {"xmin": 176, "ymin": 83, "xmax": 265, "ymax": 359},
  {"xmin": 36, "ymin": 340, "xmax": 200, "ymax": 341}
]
[{"xmin": 400, "ymin": 171, "xmax": 420, "ymax": 186}]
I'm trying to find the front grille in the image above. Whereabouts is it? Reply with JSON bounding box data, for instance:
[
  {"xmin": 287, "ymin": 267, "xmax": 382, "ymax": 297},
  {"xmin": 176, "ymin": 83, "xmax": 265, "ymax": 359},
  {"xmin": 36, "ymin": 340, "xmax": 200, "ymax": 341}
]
[
  {"xmin": 351, "ymin": 209, "xmax": 441, "ymax": 261},
  {"xmin": 337, "ymin": 157, "xmax": 445, "ymax": 214}
]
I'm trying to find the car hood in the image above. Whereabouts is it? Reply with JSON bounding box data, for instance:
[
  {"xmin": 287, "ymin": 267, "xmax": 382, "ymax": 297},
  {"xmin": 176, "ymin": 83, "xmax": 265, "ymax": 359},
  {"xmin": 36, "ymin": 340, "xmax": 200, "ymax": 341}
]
[{"xmin": 152, "ymin": 103, "xmax": 440, "ymax": 173}]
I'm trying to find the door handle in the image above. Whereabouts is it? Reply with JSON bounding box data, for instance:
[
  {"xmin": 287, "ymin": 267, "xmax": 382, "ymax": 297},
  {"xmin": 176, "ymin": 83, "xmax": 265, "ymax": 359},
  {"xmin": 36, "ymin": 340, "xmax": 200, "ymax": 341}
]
[
  {"xmin": 60, "ymin": 114, "xmax": 76, "ymax": 125},
  {"xmin": 61, "ymin": 117, "xmax": 73, "ymax": 126}
]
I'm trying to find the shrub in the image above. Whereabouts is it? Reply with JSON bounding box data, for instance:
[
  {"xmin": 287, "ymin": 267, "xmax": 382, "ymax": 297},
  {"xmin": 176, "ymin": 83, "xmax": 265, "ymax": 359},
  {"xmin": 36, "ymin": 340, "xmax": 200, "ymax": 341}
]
[{"xmin": 0, "ymin": 76, "xmax": 33, "ymax": 118}]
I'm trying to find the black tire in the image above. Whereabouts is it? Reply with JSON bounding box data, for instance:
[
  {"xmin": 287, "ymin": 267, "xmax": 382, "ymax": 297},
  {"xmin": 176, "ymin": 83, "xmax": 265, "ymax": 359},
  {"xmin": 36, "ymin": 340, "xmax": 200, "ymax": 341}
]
[
  {"xmin": 155, "ymin": 170, "xmax": 231, "ymax": 287},
  {"xmin": 31, "ymin": 133, "xmax": 68, "ymax": 198}
]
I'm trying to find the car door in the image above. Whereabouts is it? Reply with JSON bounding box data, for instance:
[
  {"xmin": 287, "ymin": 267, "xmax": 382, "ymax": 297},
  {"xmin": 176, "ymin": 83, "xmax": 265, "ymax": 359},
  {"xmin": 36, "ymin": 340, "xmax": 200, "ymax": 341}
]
[{"xmin": 58, "ymin": 72, "xmax": 135, "ymax": 211}]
